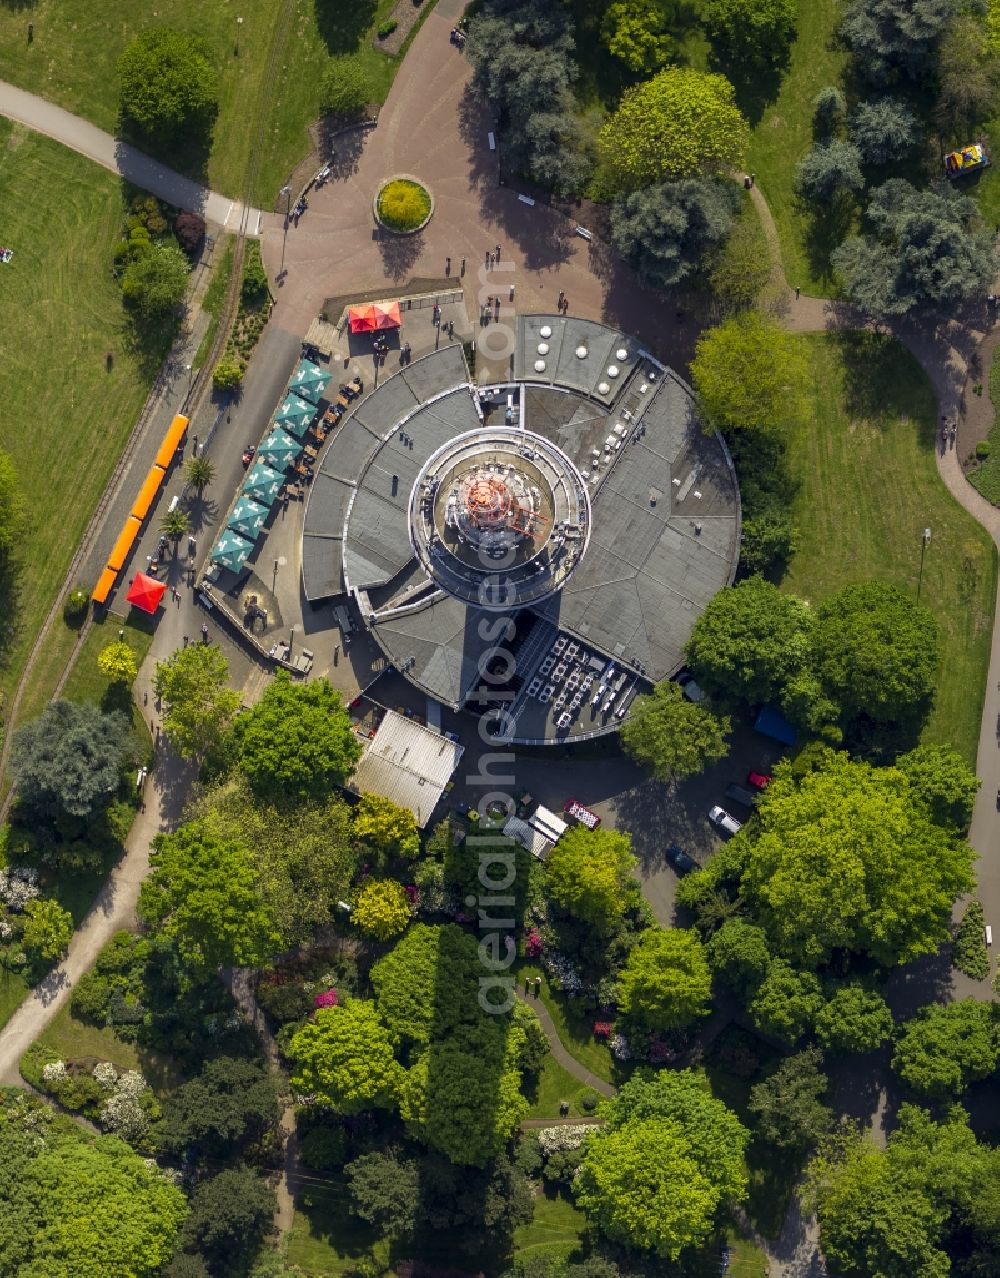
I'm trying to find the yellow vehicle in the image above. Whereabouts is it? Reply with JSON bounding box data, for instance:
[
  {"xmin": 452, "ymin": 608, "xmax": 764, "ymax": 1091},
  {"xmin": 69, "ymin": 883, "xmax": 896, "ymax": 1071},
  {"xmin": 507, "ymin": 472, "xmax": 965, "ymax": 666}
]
[{"xmin": 945, "ymin": 143, "xmax": 989, "ymax": 178}]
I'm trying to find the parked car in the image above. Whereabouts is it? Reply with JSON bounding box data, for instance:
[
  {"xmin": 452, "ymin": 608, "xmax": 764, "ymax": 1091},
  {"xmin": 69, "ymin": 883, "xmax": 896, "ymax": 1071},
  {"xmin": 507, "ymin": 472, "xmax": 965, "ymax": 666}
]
[
  {"xmin": 709, "ymin": 805, "xmax": 742, "ymax": 836},
  {"xmin": 677, "ymin": 672, "xmax": 706, "ymax": 702},
  {"xmin": 665, "ymin": 843, "xmax": 698, "ymax": 874},
  {"xmin": 747, "ymin": 770, "xmax": 771, "ymax": 790},
  {"xmin": 724, "ymin": 783, "xmax": 757, "ymax": 809}
]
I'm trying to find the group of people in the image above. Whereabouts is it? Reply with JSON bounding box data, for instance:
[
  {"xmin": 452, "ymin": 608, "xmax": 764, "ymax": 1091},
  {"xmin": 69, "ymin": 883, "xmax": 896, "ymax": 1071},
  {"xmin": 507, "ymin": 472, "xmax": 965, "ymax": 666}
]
[
  {"xmin": 940, "ymin": 415, "xmax": 958, "ymax": 451},
  {"xmin": 557, "ymin": 290, "xmax": 570, "ymax": 313},
  {"xmin": 485, "ymin": 244, "xmax": 502, "ymax": 270}
]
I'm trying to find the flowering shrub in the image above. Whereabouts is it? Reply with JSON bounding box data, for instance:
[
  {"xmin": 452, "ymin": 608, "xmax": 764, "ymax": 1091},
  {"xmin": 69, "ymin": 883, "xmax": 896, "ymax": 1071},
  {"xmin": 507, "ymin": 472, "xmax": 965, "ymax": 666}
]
[
  {"xmin": 610, "ymin": 1033, "xmax": 631, "ymax": 1061},
  {"xmin": 101, "ymin": 1090, "xmax": 150, "ymax": 1143},
  {"xmin": 352, "ymin": 879, "xmax": 412, "ymax": 940},
  {"xmin": 525, "ymin": 929, "xmax": 543, "ymax": 958},
  {"xmin": 647, "ymin": 1036, "xmax": 677, "ymax": 1065},
  {"xmin": 593, "ymin": 1021, "xmax": 613, "ymax": 1040},
  {"xmin": 42, "ymin": 1060, "xmax": 68, "ymax": 1085},
  {"xmin": 404, "ymin": 884, "xmax": 419, "ymax": 905},
  {"xmin": 115, "ymin": 1069, "xmax": 148, "ymax": 1100},
  {"xmin": 537, "ymin": 1124, "xmax": 589, "ymax": 1155},
  {"xmin": 0, "ymin": 866, "xmax": 40, "ymax": 911},
  {"xmin": 93, "ymin": 1061, "xmax": 119, "ymax": 1090},
  {"xmin": 314, "ymin": 988, "xmax": 340, "ymax": 1010},
  {"xmin": 543, "ymin": 951, "xmax": 583, "ymax": 994},
  {"xmin": 0, "ymin": 916, "xmax": 13, "ymax": 941}
]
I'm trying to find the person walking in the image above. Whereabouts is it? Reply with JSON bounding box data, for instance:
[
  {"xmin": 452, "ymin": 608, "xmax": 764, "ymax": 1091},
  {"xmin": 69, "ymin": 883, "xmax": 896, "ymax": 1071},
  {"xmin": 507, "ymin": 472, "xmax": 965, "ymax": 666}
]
[
  {"xmin": 495, "ymin": 243, "xmax": 501, "ymax": 261},
  {"xmin": 460, "ymin": 257, "xmax": 466, "ymax": 275}
]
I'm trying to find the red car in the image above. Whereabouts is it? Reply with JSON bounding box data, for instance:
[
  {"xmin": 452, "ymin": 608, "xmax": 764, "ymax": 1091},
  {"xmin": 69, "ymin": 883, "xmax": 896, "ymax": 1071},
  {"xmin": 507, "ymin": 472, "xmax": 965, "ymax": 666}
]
[{"xmin": 747, "ymin": 770, "xmax": 771, "ymax": 790}]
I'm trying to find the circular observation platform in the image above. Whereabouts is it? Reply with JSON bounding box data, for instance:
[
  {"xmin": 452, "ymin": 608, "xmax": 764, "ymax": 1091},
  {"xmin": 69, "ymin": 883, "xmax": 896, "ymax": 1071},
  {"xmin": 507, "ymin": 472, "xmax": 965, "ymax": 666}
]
[{"xmin": 408, "ymin": 428, "xmax": 591, "ymax": 610}]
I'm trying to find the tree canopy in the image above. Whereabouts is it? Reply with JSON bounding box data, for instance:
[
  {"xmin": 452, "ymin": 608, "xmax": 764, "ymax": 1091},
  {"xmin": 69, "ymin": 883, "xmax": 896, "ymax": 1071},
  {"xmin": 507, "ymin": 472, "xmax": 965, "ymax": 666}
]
[
  {"xmin": 740, "ymin": 751, "xmax": 974, "ymax": 967},
  {"xmin": 702, "ymin": 0, "xmax": 798, "ymax": 69},
  {"xmin": 0, "ymin": 1117, "xmax": 187, "ymax": 1277},
  {"xmin": 833, "ymin": 179, "xmax": 996, "ymax": 317},
  {"xmin": 545, "ymin": 826, "xmax": 638, "ymax": 935},
  {"xmin": 748, "ymin": 959, "xmax": 823, "ymax": 1043},
  {"xmin": 158, "ymin": 1057, "xmax": 281, "ymax": 1158},
  {"xmin": 618, "ymin": 927, "xmax": 713, "ymax": 1029},
  {"xmin": 686, "ymin": 576, "xmax": 813, "ymax": 706},
  {"xmin": 811, "ymin": 581, "xmax": 940, "ymax": 727},
  {"xmin": 353, "ymin": 792, "xmax": 420, "ymax": 860},
  {"xmin": 597, "ymin": 67, "xmax": 750, "ymax": 191},
  {"xmin": 120, "ymin": 245, "xmax": 190, "ymax": 320},
  {"xmin": 895, "ymin": 743, "xmax": 980, "ymax": 831},
  {"xmin": 601, "ymin": 0, "xmax": 673, "ymax": 72},
  {"xmin": 117, "ymin": 28, "xmax": 218, "ymax": 145},
  {"xmin": 610, "ymin": 179, "xmax": 741, "ymax": 290},
  {"xmin": 226, "ymin": 671, "xmax": 361, "ymax": 803},
  {"xmin": 351, "ymin": 878, "xmax": 412, "ymax": 941},
  {"xmin": 21, "ymin": 898, "xmax": 73, "ymax": 963},
  {"xmin": 11, "ymin": 700, "xmax": 129, "ymax": 821},
  {"xmin": 892, "ymin": 999, "xmax": 999, "ymax": 1097},
  {"xmin": 139, "ymin": 821, "xmax": 280, "ymax": 971},
  {"xmin": 815, "ymin": 983, "xmax": 894, "ymax": 1054},
  {"xmin": 749, "ymin": 1046, "xmax": 832, "ymax": 1152},
  {"xmin": 0, "ymin": 448, "xmax": 24, "ymax": 568},
  {"xmin": 690, "ymin": 310, "xmax": 808, "ymax": 438},
  {"xmin": 849, "ymin": 97, "xmax": 919, "ymax": 163},
  {"xmin": 576, "ymin": 1071, "xmax": 749, "ymax": 1259},
  {"xmin": 153, "ymin": 644, "xmax": 240, "ymax": 760},
  {"xmin": 193, "ymin": 778, "xmax": 356, "ymax": 949},
  {"xmin": 840, "ymin": 0, "xmax": 956, "ymax": 85},
  {"xmin": 288, "ymin": 1000, "xmax": 401, "ymax": 1113},
  {"xmin": 705, "ymin": 918, "xmax": 772, "ymax": 991},
  {"xmin": 97, "ymin": 641, "xmax": 138, "ymax": 685},
  {"xmin": 178, "ymin": 1166, "xmax": 275, "ymax": 1273},
  {"xmin": 795, "ymin": 140, "xmax": 865, "ymax": 202},
  {"xmin": 620, "ymin": 679, "xmax": 731, "ymax": 781},
  {"xmin": 320, "ymin": 55, "xmax": 374, "ymax": 116}
]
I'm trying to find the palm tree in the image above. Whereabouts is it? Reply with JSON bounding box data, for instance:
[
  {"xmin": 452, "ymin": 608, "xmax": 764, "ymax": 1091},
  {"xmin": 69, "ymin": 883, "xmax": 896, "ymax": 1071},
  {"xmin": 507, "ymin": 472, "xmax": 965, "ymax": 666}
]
[
  {"xmin": 160, "ymin": 506, "xmax": 191, "ymax": 552},
  {"xmin": 184, "ymin": 455, "xmax": 215, "ymax": 495}
]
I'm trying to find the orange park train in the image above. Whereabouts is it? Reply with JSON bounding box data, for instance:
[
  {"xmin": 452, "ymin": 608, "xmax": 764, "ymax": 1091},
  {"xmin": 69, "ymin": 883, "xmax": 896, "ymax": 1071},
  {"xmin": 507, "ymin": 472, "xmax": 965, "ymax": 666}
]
[
  {"xmin": 91, "ymin": 414, "xmax": 189, "ymax": 606},
  {"xmin": 945, "ymin": 143, "xmax": 990, "ymax": 179}
]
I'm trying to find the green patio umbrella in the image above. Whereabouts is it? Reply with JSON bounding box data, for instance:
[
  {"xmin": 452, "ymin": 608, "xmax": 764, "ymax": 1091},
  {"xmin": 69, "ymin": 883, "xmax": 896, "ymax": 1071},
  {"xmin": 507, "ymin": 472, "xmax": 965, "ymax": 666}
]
[
  {"xmin": 257, "ymin": 425, "xmax": 302, "ymax": 470},
  {"xmin": 228, "ymin": 494, "xmax": 269, "ymax": 541},
  {"xmin": 274, "ymin": 392, "xmax": 315, "ymax": 437},
  {"xmin": 288, "ymin": 359, "xmax": 332, "ymax": 404},
  {"xmin": 210, "ymin": 526, "xmax": 255, "ymax": 572},
  {"xmin": 243, "ymin": 461, "xmax": 284, "ymax": 506}
]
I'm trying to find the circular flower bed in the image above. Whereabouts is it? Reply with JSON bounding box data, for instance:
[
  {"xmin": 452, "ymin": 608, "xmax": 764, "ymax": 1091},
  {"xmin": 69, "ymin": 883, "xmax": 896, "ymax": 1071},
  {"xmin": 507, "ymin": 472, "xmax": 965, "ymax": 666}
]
[{"xmin": 375, "ymin": 177, "xmax": 433, "ymax": 233}]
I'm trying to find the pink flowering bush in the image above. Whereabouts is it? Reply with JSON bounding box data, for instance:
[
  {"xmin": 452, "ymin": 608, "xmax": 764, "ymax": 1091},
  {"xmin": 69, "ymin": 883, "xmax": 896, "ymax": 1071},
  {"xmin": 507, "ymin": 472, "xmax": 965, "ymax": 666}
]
[
  {"xmin": 404, "ymin": 884, "xmax": 419, "ymax": 905},
  {"xmin": 593, "ymin": 1020, "xmax": 613, "ymax": 1041},
  {"xmin": 525, "ymin": 929, "xmax": 543, "ymax": 958},
  {"xmin": 313, "ymin": 988, "xmax": 340, "ymax": 1010}
]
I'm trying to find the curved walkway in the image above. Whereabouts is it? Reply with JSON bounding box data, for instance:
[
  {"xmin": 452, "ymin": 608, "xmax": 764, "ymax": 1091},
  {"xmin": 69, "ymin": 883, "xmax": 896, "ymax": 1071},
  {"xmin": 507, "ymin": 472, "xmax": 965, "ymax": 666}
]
[
  {"xmin": 0, "ymin": 78, "xmax": 263, "ymax": 233},
  {"xmin": 515, "ymin": 990, "xmax": 615, "ymax": 1099}
]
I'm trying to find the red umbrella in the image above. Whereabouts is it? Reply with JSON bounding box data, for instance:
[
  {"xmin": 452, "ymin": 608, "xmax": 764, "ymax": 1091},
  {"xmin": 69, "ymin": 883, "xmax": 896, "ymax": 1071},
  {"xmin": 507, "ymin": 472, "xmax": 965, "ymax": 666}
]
[
  {"xmin": 125, "ymin": 572, "xmax": 166, "ymax": 614},
  {"xmin": 348, "ymin": 301, "xmax": 401, "ymax": 334}
]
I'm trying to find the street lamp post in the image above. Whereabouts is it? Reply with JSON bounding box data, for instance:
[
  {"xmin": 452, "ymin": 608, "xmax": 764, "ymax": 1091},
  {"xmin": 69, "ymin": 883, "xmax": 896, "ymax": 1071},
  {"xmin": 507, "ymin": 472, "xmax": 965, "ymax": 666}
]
[
  {"xmin": 917, "ymin": 526, "xmax": 932, "ymax": 599},
  {"xmin": 235, "ymin": 15, "xmax": 243, "ymax": 56},
  {"xmin": 279, "ymin": 185, "xmax": 292, "ymax": 279}
]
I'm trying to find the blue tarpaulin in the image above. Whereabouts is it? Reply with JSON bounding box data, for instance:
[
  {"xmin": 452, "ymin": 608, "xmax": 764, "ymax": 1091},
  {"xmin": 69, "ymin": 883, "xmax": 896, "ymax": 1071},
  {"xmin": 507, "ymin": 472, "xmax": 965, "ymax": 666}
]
[{"xmin": 754, "ymin": 704, "xmax": 797, "ymax": 746}]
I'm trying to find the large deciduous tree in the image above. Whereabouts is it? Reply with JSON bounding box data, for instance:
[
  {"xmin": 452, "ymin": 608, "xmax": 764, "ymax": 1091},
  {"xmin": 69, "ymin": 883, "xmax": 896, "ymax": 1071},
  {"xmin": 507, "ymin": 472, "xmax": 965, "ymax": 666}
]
[
  {"xmin": 21, "ymin": 898, "xmax": 73, "ymax": 963},
  {"xmin": 895, "ymin": 743, "xmax": 980, "ymax": 832},
  {"xmin": 833, "ymin": 179, "xmax": 996, "ymax": 318},
  {"xmin": 749, "ymin": 1046, "xmax": 833, "ymax": 1152},
  {"xmin": 811, "ymin": 581, "xmax": 940, "ymax": 727},
  {"xmin": 597, "ymin": 67, "xmax": 750, "ymax": 191},
  {"xmin": 178, "ymin": 1166, "xmax": 275, "ymax": 1273},
  {"xmin": 610, "ymin": 179, "xmax": 741, "ymax": 290},
  {"xmin": 937, "ymin": 14, "xmax": 1000, "ymax": 134},
  {"xmin": 153, "ymin": 644, "xmax": 240, "ymax": 761},
  {"xmin": 618, "ymin": 927, "xmax": 713, "ymax": 1029},
  {"xmin": 193, "ymin": 778, "xmax": 356, "ymax": 948},
  {"xmin": 117, "ymin": 28, "xmax": 218, "ymax": 146},
  {"xmin": 705, "ymin": 918, "xmax": 772, "ymax": 991},
  {"xmin": 840, "ymin": 0, "xmax": 957, "ymax": 85},
  {"xmin": 815, "ymin": 982, "xmax": 894, "ymax": 1054},
  {"xmin": 545, "ymin": 826, "xmax": 638, "ymax": 936},
  {"xmin": 690, "ymin": 311, "xmax": 808, "ymax": 438},
  {"xmin": 288, "ymin": 1000, "xmax": 401, "ymax": 1113},
  {"xmin": 158, "ymin": 1057, "xmax": 281, "ymax": 1158},
  {"xmin": 685, "ymin": 576, "xmax": 813, "ymax": 706},
  {"xmin": 601, "ymin": 0, "xmax": 673, "ymax": 72},
  {"xmin": 139, "ymin": 821, "xmax": 280, "ymax": 971},
  {"xmin": 120, "ymin": 245, "xmax": 190, "ymax": 320},
  {"xmin": 748, "ymin": 959, "xmax": 823, "ymax": 1044},
  {"xmin": 620, "ymin": 680, "xmax": 731, "ymax": 781},
  {"xmin": 226, "ymin": 671, "xmax": 361, "ymax": 803},
  {"xmin": 11, "ymin": 700, "xmax": 129, "ymax": 821},
  {"xmin": 891, "ymin": 999, "xmax": 999, "ymax": 1097},
  {"xmin": 353, "ymin": 792, "xmax": 420, "ymax": 860},
  {"xmin": 576, "ymin": 1070, "xmax": 749, "ymax": 1259},
  {"xmin": 702, "ymin": 0, "xmax": 798, "ymax": 69},
  {"xmin": 740, "ymin": 751, "xmax": 974, "ymax": 967}
]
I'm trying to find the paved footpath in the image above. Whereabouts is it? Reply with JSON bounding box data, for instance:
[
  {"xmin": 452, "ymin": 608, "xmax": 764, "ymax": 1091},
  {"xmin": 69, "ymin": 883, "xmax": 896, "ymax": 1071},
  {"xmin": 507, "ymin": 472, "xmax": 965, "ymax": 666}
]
[{"xmin": 0, "ymin": 78, "xmax": 263, "ymax": 233}]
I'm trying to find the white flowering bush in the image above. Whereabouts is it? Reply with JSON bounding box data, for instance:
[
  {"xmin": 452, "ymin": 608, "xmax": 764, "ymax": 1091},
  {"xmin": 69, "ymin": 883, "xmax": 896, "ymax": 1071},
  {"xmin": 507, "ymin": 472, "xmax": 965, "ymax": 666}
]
[
  {"xmin": 610, "ymin": 1033, "xmax": 631, "ymax": 1061},
  {"xmin": 0, "ymin": 916, "xmax": 13, "ymax": 941},
  {"xmin": 537, "ymin": 1125, "xmax": 589, "ymax": 1155},
  {"xmin": 114, "ymin": 1069, "xmax": 148, "ymax": 1100},
  {"xmin": 42, "ymin": 1059, "xmax": 68, "ymax": 1085},
  {"xmin": 0, "ymin": 867, "xmax": 40, "ymax": 912},
  {"xmin": 101, "ymin": 1090, "xmax": 150, "ymax": 1143},
  {"xmin": 93, "ymin": 1061, "xmax": 119, "ymax": 1090}
]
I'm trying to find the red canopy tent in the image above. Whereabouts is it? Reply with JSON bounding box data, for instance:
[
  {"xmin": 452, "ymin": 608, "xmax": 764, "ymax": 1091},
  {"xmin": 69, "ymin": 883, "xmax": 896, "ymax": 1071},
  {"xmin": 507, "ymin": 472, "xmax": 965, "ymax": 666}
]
[
  {"xmin": 126, "ymin": 572, "xmax": 167, "ymax": 615},
  {"xmin": 348, "ymin": 300, "xmax": 402, "ymax": 334}
]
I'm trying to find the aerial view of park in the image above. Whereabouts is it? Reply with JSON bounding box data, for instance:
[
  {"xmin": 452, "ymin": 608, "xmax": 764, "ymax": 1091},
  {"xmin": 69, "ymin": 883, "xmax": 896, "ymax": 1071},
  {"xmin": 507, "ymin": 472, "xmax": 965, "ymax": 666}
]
[{"xmin": 4, "ymin": 0, "xmax": 1000, "ymax": 1275}]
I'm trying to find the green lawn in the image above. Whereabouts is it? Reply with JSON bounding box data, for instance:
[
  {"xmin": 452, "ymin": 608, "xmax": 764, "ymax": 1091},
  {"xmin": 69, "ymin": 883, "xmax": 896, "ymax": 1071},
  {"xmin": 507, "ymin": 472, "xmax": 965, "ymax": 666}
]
[
  {"xmin": 517, "ymin": 965, "xmax": 615, "ymax": 1085},
  {"xmin": 0, "ymin": 972, "xmax": 29, "ymax": 1033},
  {"xmin": 524, "ymin": 1052, "xmax": 593, "ymax": 1120},
  {"xmin": 513, "ymin": 1188, "xmax": 588, "ymax": 1258},
  {"xmin": 193, "ymin": 235, "xmax": 235, "ymax": 369},
  {"xmin": 0, "ymin": 0, "xmax": 428, "ymax": 206},
  {"xmin": 31, "ymin": 998, "xmax": 181, "ymax": 1093},
  {"xmin": 744, "ymin": 0, "xmax": 850, "ymax": 296},
  {"xmin": 784, "ymin": 333, "xmax": 996, "ymax": 764},
  {"xmin": 0, "ymin": 122, "xmax": 154, "ymax": 717}
]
